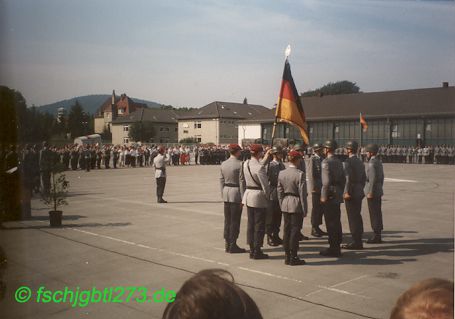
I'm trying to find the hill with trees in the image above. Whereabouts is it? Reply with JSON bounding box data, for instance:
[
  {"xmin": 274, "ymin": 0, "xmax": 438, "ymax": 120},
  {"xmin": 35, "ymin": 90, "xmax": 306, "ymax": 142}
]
[{"xmin": 37, "ymin": 94, "xmax": 164, "ymax": 115}]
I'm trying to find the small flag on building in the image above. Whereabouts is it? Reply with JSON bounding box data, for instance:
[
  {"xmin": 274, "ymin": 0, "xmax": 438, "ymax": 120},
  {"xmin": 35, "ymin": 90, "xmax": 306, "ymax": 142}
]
[
  {"xmin": 360, "ymin": 113, "xmax": 368, "ymax": 132},
  {"xmin": 275, "ymin": 59, "xmax": 309, "ymax": 145}
]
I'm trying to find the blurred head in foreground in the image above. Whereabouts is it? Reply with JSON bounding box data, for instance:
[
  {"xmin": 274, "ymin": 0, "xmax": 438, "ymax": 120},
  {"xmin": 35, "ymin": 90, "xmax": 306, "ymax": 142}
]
[
  {"xmin": 162, "ymin": 269, "xmax": 263, "ymax": 319},
  {"xmin": 390, "ymin": 278, "xmax": 453, "ymax": 319}
]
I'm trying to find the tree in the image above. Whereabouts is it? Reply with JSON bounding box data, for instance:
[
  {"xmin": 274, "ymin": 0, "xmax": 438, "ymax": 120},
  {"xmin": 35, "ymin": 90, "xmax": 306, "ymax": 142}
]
[
  {"xmin": 128, "ymin": 121, "xmax": 156, "ymax": 142},
  {"xmin": 67, "ymin": 100, "xmax": 85, "ymax": 138},
  {"xmin": 302, "ymin": 80, "xmax": 360, "ymax": 97}
]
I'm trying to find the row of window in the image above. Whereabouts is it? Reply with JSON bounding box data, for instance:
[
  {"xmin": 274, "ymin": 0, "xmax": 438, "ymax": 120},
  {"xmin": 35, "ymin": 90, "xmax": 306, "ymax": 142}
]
[
  {"xmin": 123, "ymin": 125, "xmax": 177, "ymax": 132},
  {"xmin": 122, "ymin": 137, "xmax": 172, "ymax": 144},
  {"xmin": 262, "ymin": 117, "xmax": 455, "ymax": 146}
]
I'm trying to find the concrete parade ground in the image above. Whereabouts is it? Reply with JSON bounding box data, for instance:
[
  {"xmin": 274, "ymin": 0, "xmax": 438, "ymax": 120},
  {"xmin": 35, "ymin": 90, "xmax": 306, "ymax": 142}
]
[{"xmin": 1, "ymin": 163, "xmax": 454, "ymax": 319}]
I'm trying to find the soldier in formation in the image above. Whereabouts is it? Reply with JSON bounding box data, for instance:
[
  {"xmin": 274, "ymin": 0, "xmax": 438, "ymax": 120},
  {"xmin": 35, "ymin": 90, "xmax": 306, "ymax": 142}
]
[
  {"xmin": 240, "ymin": 144, "xmax": 270, "ymax": 259},
  {"xmin": 265, "ymin": 146, "xmax": 286, "ymax": 247},
  {"xmin": 307, "ymin": 143, "xmax": 327, "ymax": 238},
  {"xmin": 219, "ymin": 144, "xmax": 246, "ymax": 254},
  {"xmin": 320, "ymin": 140, "xmax": 345, "ymax": 257},
  {"xmin": 364, "ymin": 143, "xmax": 385, "ymax": 244},
  {"xmin": 342, "ymin": 141, "xmax": 366, "ymax": 250},
  {"xmin": 277, "ymin": 150, "xmax": 308, "ymax": 265}
]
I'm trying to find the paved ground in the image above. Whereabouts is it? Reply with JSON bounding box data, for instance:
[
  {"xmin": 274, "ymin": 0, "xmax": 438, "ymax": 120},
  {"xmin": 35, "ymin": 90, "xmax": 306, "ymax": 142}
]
[{"xmin": 1, "ymin": 163, "xmax": 454, "ymax": 319}]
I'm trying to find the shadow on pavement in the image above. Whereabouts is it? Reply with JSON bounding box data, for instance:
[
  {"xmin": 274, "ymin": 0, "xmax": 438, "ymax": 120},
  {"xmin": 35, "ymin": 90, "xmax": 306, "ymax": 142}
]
[{"xmin": 0, "ymin": 222, "xmax": 131, "ymax": 230}]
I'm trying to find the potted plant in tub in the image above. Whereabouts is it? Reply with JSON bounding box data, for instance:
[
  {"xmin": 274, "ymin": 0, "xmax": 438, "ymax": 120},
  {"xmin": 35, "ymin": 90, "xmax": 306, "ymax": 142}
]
[{"xmin": 41, "ymin": 163, "xmax": 69, "ymax": 227}]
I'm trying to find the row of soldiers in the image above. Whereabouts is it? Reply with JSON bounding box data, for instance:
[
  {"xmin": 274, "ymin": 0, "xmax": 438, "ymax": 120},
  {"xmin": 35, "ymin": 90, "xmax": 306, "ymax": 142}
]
[
  {"xmin": 375, "ymin": 145, "xmax": 455, "ymax": 165},
  {"xmin": 218, "ymin": 140, "xmax": 384, "ymax": 265}
]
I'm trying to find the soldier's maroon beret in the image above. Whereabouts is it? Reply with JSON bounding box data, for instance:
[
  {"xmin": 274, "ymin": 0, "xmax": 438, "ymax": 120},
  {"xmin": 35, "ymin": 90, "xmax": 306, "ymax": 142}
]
[
  {"xmin": 288, "ymin": 150, "xmax": 301, "ymax": 159},
  {"xmin": 228, "ymin": 143, "xmax": 242, "ymax": 151},
  {"xmin": 250, "ymin": 144, "xmax": 264, "ymax": 153}
]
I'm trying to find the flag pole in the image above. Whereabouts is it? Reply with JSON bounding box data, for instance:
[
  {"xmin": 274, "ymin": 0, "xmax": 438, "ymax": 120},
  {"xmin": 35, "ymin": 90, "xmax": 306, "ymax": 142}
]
[{"xmin": 359, "ymin": 112, "xmax": 363, "ymax": 150}]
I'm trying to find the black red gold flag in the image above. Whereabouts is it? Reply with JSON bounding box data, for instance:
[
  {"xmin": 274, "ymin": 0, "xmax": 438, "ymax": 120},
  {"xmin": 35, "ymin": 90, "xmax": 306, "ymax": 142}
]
[{"xmin": 275, "ymin": 60, "xmax": 309, "ymax": 145}]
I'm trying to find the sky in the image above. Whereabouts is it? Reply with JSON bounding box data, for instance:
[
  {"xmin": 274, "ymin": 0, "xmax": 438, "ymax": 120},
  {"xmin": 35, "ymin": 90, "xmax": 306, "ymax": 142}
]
[{"xmin": 1, "ymin": 0, "xmax": 454, "ymax": 108}]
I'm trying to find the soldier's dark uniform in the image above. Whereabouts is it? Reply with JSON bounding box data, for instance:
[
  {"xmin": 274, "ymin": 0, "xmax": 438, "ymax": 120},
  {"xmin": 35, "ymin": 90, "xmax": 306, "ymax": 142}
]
[
  {"xmin": 62, "ymin": 148, "xmax": 70, "ymax": 170},
  {"xmin": 320, "ymin": 140, "xmax": 346, "ymax": 257},
  {"xmin": 265, "ymin": 146, "xmax": 286, "ymax": 246},
  {"xmin": 39, "ymin": 142, "xmax": 53, "ymax": 195},
  {"xmin": 103, "ymin": 146, "xmax": 111, "ymax": 168},
  {"xmin": 70, "ymin": 147, "xmax": 79, "ymax": 170},
  {"xmin": 112, "ymin": 148, "xmax": 119, "ymax": 169},
  {"xmin": 307, "ymin": 143, "xmax": 326, "ymax": 237},
  {"xmin": 342, "ymin": 141, "xmax": 366, "ymax": 250},
  {"xmin": 293, "ymin": 145, "xmax": 309, "ymax": 241},
  {"xmin": 364, "ymin": 144, "xmax": 385, "ymax": 244},
  {"xmin": 82, "ymin": 147, "xmax": 91, "ymax": 172}
]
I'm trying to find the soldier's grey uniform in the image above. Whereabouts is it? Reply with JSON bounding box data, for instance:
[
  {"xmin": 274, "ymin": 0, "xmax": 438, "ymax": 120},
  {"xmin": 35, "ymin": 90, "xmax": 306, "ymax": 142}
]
[
  {"xmin": 343, "ymin": 154, "xmax": 366, "ymax": 244},
  {"xmin": 277, "ymin": 164, "xmax": 308, "ymax": 254},
  {"xmin": 266, "ymin": 159, "xmax": 285, "ymax": 238},
  {"xmin": 240, "ymin": 157, "xmax": 270, "ymax": 252},
  {"xmin": 220, "ymin": 156, "xmax": 243, "ymax": 246},
  {"xmin": 307, "ymin": 154, "xmax": 323, "ymax": 229},
  {"xmin": 39, "ymin": 147, "xmax": 54, "ymax": 194},
  {"xmin": 321, "ymin": 154, "xmax": 346, "ymax": 251},
  {"xmin": 364, "ymin": 155, "xmax": 384, "ymax": 235},
  {"xmin": 153, "ymin": 153, "xmax": 167, "ymax": 201}
]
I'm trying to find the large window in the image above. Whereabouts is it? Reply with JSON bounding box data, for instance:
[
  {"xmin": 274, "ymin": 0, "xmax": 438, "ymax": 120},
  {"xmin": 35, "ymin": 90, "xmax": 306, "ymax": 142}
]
[
  {"xmin": 123, "ymin": 125, "xmax": 129, "ymax": 132},
  {"xmin": 194, "ymin": 121, "xmax": 202, "ymax": 129},
  {"xmin": 362, "ymin": 120, "xmax": 389, "ymax": 146},
  {"xmin": 308, "ymin": 122, "xmax": 332, "ymax": 143},
  {"xmin": 391, "ymin": 119, "xmax": 424, "ymax": 146},
  {"xmin": 425, "ymin": 117, "xmax": 455, "ymax": 145}
]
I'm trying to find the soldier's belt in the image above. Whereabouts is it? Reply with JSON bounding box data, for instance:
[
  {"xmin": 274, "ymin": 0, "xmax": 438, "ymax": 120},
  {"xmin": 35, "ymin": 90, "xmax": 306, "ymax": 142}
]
[
  {"xmin": 155, "ymin": 167, "xmax": 166, "ymax": 170},
  {"xmin": 246, "ymin": 186, "xmax": 262, "ymax": 190},
  {"xmin": 224, "ymin": 183, "xmax": 240, "ymax": 187},
  {"xmin": 284, "ymin": 193, "xmax": 299, "ymax": 197}
]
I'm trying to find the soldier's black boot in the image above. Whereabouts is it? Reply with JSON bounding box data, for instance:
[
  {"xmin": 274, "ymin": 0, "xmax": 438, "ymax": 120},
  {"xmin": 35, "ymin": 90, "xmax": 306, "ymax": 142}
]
[
  {"xmin": 249, "ymin": 245, "xmax": 255, "ymax": 259},
  {"xmin": 319, "ymin": 247, "xmax": 342, "ymax": 257},
  {"xmin": 157, "ymin": 196, "xmax": 167, "ymax": 203},
  {"xmin": 229, "ymin": 242, "xmax": 246, "ymax": 254},
  {"xmin": 342, "ymin": 241, "xmax": 364, "ymax": 250},
  {"xmin": 289, "ymin": 251, "xmax": 306, "ymax": 266},
  {"xmin": 273, "ymin": 234, "xmax": 283, "ymax": 245},
  {"xmin": 298, "ymin": 232, "xmax": 309, "ymax": 241},
  {"xmin": 225, "ymin": 241, "xmax": 229, "ymax": 253},
  {"xmin": 366, "ymin": 233, "xmax": 383, "ymax": 244},
  {"xmin": 311, "ymin": 226, "xmax": 327, "ymax": 237},
  {"xmin": 284, "ymin": 251, "xmax": 291, "ymax": 265},
  {"xmin": 253, "ymin": 248, "xmax": 269, "ymax": 260},
  {"xmin": 267, "ymin": 235, "xmax": 278, "ymax": 247}
]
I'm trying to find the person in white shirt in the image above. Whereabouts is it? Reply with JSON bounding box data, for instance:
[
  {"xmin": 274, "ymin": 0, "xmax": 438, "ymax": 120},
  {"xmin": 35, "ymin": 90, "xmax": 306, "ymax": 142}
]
[{"xmin": 153, "ymin": 146, "xmax": 168, "ymax": 203}]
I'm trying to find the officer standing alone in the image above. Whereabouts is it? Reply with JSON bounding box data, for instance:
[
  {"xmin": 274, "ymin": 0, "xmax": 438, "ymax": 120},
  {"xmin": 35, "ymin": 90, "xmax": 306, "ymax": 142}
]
[
  {"xmin": 342, "ymin": 141, "xmax": 366, "ymax": 250},
  {"xmin": 219, "ymin": 144, "xmax": 246, "ymax": 254},
  {"xmin": 320, "ymin": 140, "xmax": 346, "ymax": 257},
  {"xmin": 240, "ymin": 144, "xmax": 270, "ymax": 259},
  {"xmin": 153, "ymin": 146, "xmax": 167, "ymax": 203},
  {"xmin": 277, "ymin": 150, "xmax": 308, "ymax": 266},
  {"xmin": 364, "ymin": 143, "xmax": 385, "ymax": 243}
]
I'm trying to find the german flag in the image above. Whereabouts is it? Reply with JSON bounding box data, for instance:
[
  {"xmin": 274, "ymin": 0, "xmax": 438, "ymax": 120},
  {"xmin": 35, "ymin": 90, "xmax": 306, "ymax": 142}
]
[
  {"xmin": 360, "ymin": 113, "xmax": 368, "ymax": 131},
  {"xmin": 275, "ymin": 60, "xmax": 309, "ymax": 145}
]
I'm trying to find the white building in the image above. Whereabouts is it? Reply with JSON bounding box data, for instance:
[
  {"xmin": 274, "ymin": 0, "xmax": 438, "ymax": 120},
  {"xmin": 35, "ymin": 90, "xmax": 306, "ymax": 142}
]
[{"xmin": 178, "ymin": 101, "xmax": 272, "ymax": 145}]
